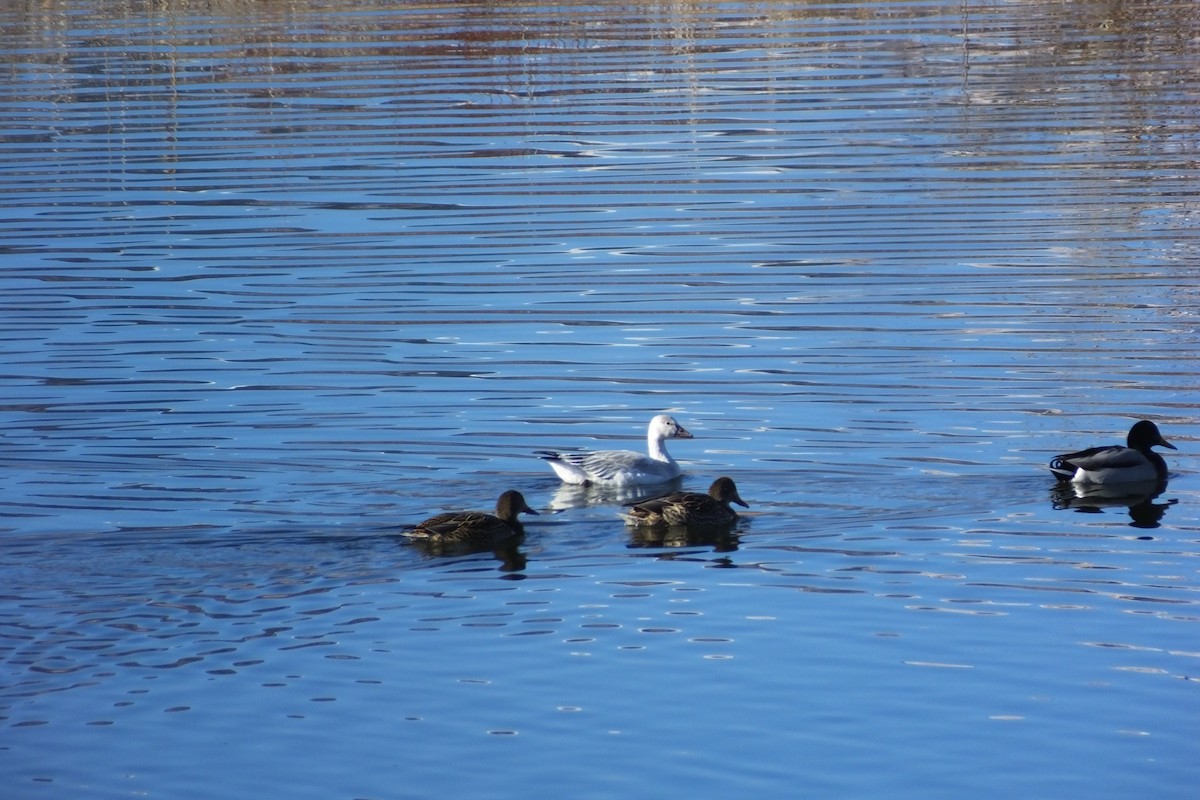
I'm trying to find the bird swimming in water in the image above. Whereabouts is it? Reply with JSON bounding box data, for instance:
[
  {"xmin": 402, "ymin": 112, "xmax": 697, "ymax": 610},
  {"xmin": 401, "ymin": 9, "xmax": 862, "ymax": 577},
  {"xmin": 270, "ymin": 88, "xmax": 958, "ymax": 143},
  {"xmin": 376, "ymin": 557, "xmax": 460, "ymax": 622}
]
[
  {"xmin": 536, "ymin": 414, "xmax": 694, "ymax": 486},
  {"xmin": 620, "ymin": 476, "xmax": 748, "ymax": 529},
  {"xmin": 1049, "ymin": 420, "xmax": 1175, "ymax": 485},
  {"xmin": 405, "ymin": 489, "xmax": 538, "ymax": 544}
]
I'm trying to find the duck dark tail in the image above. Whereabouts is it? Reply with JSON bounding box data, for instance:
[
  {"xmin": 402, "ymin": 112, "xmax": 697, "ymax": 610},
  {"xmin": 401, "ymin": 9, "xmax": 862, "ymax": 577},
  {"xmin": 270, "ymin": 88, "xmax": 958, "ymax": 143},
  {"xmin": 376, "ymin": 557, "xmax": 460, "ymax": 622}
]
[{"xmin": 1048, "ymin": 456, "xmax": 1075, "ymax": 482}]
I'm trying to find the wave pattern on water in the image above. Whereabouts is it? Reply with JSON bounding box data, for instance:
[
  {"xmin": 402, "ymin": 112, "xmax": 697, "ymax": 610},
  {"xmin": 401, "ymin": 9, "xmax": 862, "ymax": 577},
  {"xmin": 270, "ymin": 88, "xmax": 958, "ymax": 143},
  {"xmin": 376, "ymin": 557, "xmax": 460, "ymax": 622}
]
[
  {"xmin": 1, "ymin": 3, "xmax": 1199, "ymax": 796},
  {"xmin": 2, "ymin": 1, "xmax": 1198, "ymax": 537}
]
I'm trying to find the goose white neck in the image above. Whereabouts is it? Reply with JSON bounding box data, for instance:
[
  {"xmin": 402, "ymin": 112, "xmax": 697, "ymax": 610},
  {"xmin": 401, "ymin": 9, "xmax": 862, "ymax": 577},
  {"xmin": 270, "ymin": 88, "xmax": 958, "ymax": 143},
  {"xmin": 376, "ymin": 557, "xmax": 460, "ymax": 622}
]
[{"xmin": 647, "ymin": 430, "xmax": 675, "ymax": 464}]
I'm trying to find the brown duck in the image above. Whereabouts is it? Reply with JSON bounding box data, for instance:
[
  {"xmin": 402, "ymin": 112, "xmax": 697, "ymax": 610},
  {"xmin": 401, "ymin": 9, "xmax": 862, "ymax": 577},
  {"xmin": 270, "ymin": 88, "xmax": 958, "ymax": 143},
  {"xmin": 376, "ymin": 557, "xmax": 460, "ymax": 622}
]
[
  {"xmin": 406, "ymin": 490, "xmax": 538, "ymax": 544},
  {"xmin": 621, "ymin": 476, "xmax": 748, "ymax": 529}
]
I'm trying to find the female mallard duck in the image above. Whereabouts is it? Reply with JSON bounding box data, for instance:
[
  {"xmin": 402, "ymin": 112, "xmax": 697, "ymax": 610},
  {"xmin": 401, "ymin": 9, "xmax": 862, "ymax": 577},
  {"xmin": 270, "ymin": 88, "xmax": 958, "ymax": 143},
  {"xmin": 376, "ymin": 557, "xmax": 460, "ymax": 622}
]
[
  {"xmin": 1049, "ymin": 420, "xmax": 1176, "ymax": 485},
  {"xmin": 406, "ymin": 490, "xmax": 538, "ymax": 544},
  {"xmin": 621, "ymin": 476, "xmax": 748, "ymax": 529},
  {"xmin": 535, "ymin": 414, "xmax": 694, "ymax": 487}
]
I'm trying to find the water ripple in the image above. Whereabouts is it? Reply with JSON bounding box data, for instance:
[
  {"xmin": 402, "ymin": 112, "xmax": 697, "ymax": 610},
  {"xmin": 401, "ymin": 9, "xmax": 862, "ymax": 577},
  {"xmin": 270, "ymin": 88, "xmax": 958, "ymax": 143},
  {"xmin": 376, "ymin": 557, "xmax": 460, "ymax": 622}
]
[{"xmin": 2, "ymin": 1, "xmax": 1199, "ymax": 796}]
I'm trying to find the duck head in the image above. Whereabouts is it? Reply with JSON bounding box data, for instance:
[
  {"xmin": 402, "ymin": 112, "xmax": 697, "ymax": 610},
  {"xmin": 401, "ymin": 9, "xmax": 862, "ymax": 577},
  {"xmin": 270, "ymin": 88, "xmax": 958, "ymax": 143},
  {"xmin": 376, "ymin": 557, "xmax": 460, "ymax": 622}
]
[
  {"xmin": 708, "ymin": 476, "xmax": 749, "ymax": 508},
  {"xmin": 1128, "ymin": 420, "xmax": 1176, "ymax": 452},
  {"xmin": 496, "ymin": 490, "xmax": 539, "ymax": 523}
]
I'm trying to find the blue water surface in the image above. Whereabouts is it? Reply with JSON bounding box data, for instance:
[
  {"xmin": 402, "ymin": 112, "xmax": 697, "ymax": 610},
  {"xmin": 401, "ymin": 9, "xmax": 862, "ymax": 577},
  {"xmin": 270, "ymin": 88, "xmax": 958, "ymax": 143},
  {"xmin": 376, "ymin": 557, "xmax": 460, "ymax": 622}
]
[{"xmin": 1, "ymin": 1, "xmax": 1198, "ymax": 798}]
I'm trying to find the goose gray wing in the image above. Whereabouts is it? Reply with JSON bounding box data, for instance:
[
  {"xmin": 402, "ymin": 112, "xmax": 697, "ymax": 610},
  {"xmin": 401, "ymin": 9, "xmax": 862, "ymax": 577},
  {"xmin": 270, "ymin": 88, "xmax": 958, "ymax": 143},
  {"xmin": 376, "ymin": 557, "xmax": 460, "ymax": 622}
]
[{"xmin": 561, "ymin": 449, "xmax": 652, "ymax": 480}]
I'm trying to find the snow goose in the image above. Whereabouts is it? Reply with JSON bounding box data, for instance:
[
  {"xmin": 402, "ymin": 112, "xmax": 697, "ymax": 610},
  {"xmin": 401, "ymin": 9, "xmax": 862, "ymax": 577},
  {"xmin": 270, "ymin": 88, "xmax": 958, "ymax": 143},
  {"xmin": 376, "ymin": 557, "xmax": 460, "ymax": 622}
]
[{"xmin": 535, "ymin": 414, "xmax": 693, "ymax": 486}]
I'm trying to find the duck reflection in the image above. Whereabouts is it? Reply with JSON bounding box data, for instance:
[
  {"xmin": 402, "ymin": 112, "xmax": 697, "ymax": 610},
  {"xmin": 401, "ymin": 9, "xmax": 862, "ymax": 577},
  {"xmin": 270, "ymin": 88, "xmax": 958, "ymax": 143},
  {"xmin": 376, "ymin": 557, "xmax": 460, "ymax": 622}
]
[
  {"xmin": 405, "ymin": 536, "xmax": 528, "ymax": 572},
  {"xmin": 1051, "ymin": 479, "xmax": 1176, "ymax": 529},
  {"xmin": 625, "ymin": 524, "xmax": 742, "ymax": 552}
]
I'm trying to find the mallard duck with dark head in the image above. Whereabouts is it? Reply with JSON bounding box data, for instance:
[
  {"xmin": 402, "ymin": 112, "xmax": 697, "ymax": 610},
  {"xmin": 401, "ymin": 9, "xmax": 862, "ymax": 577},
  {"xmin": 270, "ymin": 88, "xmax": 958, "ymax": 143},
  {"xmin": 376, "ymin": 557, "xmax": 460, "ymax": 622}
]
[
  {"xmin": 620, "ymin": 476, "xmax": 748, "ymax": 529},
  {"xmin": 406, "ymin": 490, "xmax": 538, "ymax": 544},
  {"xmin": 1049, "ymin": 420, "xmax": 1176, "ymax": 485}
]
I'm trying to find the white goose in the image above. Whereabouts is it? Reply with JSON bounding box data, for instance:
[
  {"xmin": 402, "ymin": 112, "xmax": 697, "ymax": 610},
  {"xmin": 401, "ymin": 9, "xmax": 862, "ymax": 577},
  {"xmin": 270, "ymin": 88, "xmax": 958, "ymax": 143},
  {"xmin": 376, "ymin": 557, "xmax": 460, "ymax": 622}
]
[{"xmin": 535, "ymin": 414, "xmax": 694, "ymax": 486}]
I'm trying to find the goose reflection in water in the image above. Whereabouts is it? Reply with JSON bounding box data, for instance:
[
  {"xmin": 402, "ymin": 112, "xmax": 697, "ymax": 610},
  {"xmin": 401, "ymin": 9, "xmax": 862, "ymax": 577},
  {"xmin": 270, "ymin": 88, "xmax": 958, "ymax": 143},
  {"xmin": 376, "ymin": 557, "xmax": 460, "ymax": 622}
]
[
  {"xmin": 547, "ymin": 479, "xmax": 684, "ymax": 512},
  {"xmin": 1051, "ymin": 479, "xmax": 1177, "ymax": 529}
]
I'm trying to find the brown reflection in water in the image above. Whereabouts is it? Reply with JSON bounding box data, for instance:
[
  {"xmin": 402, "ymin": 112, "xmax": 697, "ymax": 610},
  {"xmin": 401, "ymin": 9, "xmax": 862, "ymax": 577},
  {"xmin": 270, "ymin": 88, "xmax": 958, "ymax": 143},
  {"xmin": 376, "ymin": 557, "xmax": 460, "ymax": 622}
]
[{"xmin": 6, "ymin": 0, "xmax": 1197, "ymax": 88}]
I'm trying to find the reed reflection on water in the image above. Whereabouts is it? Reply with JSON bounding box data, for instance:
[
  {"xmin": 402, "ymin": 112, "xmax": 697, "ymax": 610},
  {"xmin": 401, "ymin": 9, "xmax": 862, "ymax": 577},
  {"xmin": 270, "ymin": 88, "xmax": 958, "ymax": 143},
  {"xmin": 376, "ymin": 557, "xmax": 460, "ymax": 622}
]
[{"xmin": 1, "ymin": 1, "xmax": 1199, "ymax": 798}]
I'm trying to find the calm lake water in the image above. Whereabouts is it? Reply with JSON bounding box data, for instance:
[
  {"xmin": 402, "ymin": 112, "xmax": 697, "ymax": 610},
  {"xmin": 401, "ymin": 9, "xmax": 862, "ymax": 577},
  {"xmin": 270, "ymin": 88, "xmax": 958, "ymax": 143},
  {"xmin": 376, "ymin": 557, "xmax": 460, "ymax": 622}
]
[{"xmin": 2, "ymin": 0, "xmax": 1198, "ymax": 797}]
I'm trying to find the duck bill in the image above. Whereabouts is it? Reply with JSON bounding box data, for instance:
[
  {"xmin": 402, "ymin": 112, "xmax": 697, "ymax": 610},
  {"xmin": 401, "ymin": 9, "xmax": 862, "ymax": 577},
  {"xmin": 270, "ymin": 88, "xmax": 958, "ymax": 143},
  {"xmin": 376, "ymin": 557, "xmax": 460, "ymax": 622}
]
[
  {"xmin": 1161, "ymin": 439, "xmax": 1178, "ymax": 450},
  {"xmin": 676, "ymin": 425, "xmax": 695, "ymax": 439}
]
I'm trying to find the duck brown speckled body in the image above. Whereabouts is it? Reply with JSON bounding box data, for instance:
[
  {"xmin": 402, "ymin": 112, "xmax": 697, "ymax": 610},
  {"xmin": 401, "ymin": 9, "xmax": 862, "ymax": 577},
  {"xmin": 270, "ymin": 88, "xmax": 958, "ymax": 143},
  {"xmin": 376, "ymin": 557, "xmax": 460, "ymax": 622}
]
[
  {"xmin": 621, "ymin": 476, "xmax": 748, "ymax": 529},
  {"xmin": 406, "ymin": 490, "xmax": 538, "ymax": 544}
]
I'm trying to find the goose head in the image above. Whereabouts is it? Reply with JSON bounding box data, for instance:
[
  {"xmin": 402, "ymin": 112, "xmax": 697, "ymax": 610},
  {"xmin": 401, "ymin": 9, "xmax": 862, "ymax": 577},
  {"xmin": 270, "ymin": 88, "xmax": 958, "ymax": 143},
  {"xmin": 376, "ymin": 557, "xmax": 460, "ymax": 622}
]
[{"xmin": 649, "ymin": 414, "xmax": 694, "ymax": 441}]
